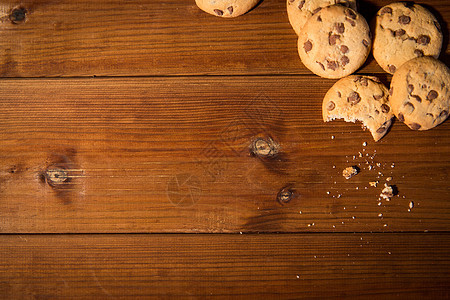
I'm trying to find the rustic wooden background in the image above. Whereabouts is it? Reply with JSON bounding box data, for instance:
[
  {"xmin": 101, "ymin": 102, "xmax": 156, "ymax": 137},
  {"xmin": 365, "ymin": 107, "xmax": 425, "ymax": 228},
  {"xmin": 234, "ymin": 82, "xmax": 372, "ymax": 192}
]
[{"xmin": 0, "ymin": 0, "xmax": 449, "ymax": 298}]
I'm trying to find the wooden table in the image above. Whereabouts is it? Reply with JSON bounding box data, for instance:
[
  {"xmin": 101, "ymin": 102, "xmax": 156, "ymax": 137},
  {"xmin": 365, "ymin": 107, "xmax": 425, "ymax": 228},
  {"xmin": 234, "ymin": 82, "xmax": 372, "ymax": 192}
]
[{"xmin": 0, "ymin": 0, "xmax": 449, "ymax": 298}]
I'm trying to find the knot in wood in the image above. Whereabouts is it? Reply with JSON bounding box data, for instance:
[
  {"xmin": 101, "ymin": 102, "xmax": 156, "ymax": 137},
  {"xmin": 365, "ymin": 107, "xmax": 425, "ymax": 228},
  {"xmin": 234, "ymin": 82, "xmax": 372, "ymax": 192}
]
[
  {"xmin": 10, "ymin": 7, "xmax": 27, "ymax": 24},
  {"xmin": 45, "ymin": 168, "xmax": 68, "ymax": 185},
  {"xmin": 251, "ymin": 137, "xmax": 279, "ymax": 158},
  {"xmin": 277, "ymin": 187, "xmax": 293, "ymax": 204}
]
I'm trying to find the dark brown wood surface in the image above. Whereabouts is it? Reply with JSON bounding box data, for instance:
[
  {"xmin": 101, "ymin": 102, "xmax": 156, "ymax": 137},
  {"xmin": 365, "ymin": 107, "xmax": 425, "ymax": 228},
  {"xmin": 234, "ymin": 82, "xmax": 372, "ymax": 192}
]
[
  {"xmin": 0, "ymin": 77, "xmax": 449, "ymax": 233},
  {"xmin": 0, "ymin": 0, "xmax": 449, "ymax": 298},
  {"xmin": 1, "ymin": 234, "xmax": 449, "ymax": 299},
  {"xmin": 0, "ymin": 0, "xmax": 448, "ymax": 77}
]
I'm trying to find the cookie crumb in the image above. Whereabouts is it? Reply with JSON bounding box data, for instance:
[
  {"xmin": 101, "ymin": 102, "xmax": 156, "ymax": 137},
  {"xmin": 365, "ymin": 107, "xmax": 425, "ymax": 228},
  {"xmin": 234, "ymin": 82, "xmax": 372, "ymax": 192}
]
[
  {"xmin": 369, "ymin": 181, "xmax": 379, "ymax": 187},
  {"xmin": 343, "ymin": 166, "xmax": 358, "ymax": 179},
  {"xmin": 378, "ymin": 213, "xmax": 383, "ymax": 217},
  {"xmin": 386, "ymin": 177, "xmax": 392, "ymax": 182},
  {"xmin": 380, "ymin": 183, "xmax": 394, "ymax": 200},
  {"xmin": 331, "ymin": 135, "xmax": 335, "ymax": 139},
  {"xmin": 409, "ymin": 201, "xmax": 414, "ymax": 209},
  {"xmin": 362, "ymin": 142, "xmax": 367, "ymax": 146}
]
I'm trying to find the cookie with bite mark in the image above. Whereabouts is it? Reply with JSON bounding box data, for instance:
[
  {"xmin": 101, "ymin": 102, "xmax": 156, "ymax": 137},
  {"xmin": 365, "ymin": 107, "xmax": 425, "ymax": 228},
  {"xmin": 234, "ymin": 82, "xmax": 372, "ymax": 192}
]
[{"xmin": 323, "ymin": 75, "xmax": 394, "ymax": 141}]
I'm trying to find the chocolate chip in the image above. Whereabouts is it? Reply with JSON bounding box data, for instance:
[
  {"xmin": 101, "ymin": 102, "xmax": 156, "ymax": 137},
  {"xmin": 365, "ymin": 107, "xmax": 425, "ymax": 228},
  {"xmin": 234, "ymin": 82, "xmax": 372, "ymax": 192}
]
[
  {"xmin": 380, "ymin": 7, "xmax": 392, "ymax": 15},
  {"xmin": 375, "ymin": 109, "xmax": 380, "ymax": 114},
  {"xmin": 381, "ymin": 104, "xmax": 390, "ymax": 113},
  {"xmin": 398, "ymin": 15, "xmax": 411, "ymax": 25},
  {"xmin": 337, "ymin": 91, "xmax": 341, "ymax": 97},
  {"xmin": 411, "ymin": 95, "xmax": 422, "ymax": 103},
  {"xmin": 403, "ymin": 102, "xmax": 414, "ymax": 114},
  {"xmin": 327, "ymin": 60, "xmax": 338, "ymax": 70},
  {"xmin": 369, "ymin": 76, "xmax": 381, "ymax": 83},
  {"xmin": 329, "ymin": 34, "xmax": 340, "ymax": 45},
  {"xmin": 335, "ymin": 23, "xmax": 345, "ymax": 34},
  {"xmin": 407, "ymin": 84, "xmax": 414, "ymax": 94},
  {"xmin": 227, "ymin": 6, "xmax": 233, "ymax": 14},
  {"xmin": 434, "ymin": 21, "xmax": 441, "ymax": 33},
  {"xmin": 362, "ymin": 39, "xmax": 369, "ymax": 47},
  {"xmin": 373, "ymin": 94, "xmax": 383, "ymax": 100},
  {"xmin": 426, "ymin": 113, "xmax": 434, "ymax": 118},
  {"xmin": 340, "ymin": 45, "xmax": 349, "ymax": 54},
  {"xmin": 317, "ymin": 62, "xmax": 325, "ymax": 70},
  {"xmin": 440, "ymin": 110, "xmax": 449, "ymax": 119},
  {"xmin": 345, "ymin": 9, "xmax": 357, "ymax": 19},
  {"xmin": 426, "ymin": 90, "xmax": 438, "ymax": 101},
  {"xmin": 388, "ymin": 65, "xmax": 396, "ymax": 73},
  {"xmin": 417, "ymin": 35, "xmax": 430, "ymax": 45},
  {"xmin": 360, "ymin": 77, "xmax": 368, "ymax": 86},
  {"xmin": 376, "ymin": 127, "xmax": 386, "ymax": 133},
  {"xmin": 312, "ymin": 7, "xmax": 321, "ymax": 14},
  {"xmin": 395, "ymin": 29, "xmax": 406, "ymax": 37},
  {"xmin": 317, "ymin": 16, "xmax": 322, "ymax": 22},
  {"xmin": 327, "ymin": 101, "xmax": 336, "ymax": 111},
  {"xmin": 345, "ymin": 18, "xmax": 356, "ymax": 26},
  {"xmin": 304, "ymin": 40, "xmax": 312, "ymax": 52},
  {"xmin": 347, "ymin": 91, "xmax": 361, "ymax": 105},
  {"xmin": 341, "ymin": 56, "xmax": 349, "ymax": 66},
  {"xmin": 298, "ymin": 0, "xmax": 305, "ymax": 9},
  {"xmin": 389, "ymin": 87, "xmax": 394, "ymax": 95},
  {"xmin": 214, "ymin": 9, "xmax": 223, "ymax": 16},
  {"xmin": 398, "ymin": 113, "xmax": 405, "ymax": 122},
  {"xmin": 414, "ymin": 49, "xmax": 424, "ymax": 57},
  {"xmin": 409, "ymin": 123, "xmax": 421, "ymax": 130}
]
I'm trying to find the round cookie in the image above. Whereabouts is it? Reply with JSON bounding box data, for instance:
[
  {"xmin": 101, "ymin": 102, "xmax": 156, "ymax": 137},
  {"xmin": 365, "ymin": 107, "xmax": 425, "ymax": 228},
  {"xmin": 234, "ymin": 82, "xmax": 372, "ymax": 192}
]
[
  {"xmin": 195, "ymin": 0, "xmax": 259, "ymax": 18},
  {"xmin": 389, "ymin": 56, "xmax": 449, "ymax": 131},
  {"xmin": 323, "ymin": 75, "xmax": 394, "ymax": 141},
  {"xmin": 372, "ymin": 2, "xmax": 443, "ymax": 74},
  {"xmin": 298, "ymin": 5, "xmax": 371, "ymax": 79},
  {"xmin": 287, "ymin": 0, "xmax": 357, "ymax": 36}
]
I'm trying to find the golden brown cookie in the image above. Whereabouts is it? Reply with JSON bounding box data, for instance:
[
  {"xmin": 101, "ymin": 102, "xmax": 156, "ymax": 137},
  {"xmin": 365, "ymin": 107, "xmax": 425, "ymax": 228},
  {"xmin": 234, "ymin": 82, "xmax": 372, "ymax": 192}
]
[
  {"xmin": 389, "ymin": 56, "xmax": 449, "ymax": 130},
  {"xmin": 372, "ymin": 2, "xmax": 443, "ymax": 74},
  {"xmin": 287, "ymin": 0, "xmax": 357, "ymax": 36},
  {"xmin": 195, "ymin": 0, "xmax": 259, "ymax": 18},
  {"xmin": 298, "ymin": 5, "xmax": 371, "ymax": 79}
]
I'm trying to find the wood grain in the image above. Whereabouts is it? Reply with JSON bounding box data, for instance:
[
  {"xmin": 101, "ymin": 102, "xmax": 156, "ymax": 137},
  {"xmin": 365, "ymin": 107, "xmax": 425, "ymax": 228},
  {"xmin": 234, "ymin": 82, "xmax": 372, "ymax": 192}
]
[
  {"xmin": 1, "ymin": 233, "xmax": 449, "ymax": 299},
  {"xmin": 0, "ymin": 0, "xmax": 448, "ymax": 77},
  {"xmin": 0, "ymin": 77, "xmax": 449, "ymax": 233}
]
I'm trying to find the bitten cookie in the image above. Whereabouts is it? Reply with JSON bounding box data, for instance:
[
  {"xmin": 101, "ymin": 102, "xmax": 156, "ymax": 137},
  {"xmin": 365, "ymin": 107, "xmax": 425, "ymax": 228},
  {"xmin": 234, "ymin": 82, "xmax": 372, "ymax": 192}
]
[
  {"xmin": 195, "ymin": 0, "xmax": 259, "ymax": 18},
  {"xmin": 287, "ymin": 0, "xmax": 357, "ymax": 36},
  {"xmin": 389, "ymin": 56, "xmax": 450, "ymax": 131},
  {"xmin": 323, "ymin": 75, "xmax": 394, "ymax": 141},
  {"xmin": 372, "ymin": 2, "xmax": 443, "ymax": 74},
  {"xmin": 298, "ymin": 5, "xmax": 371, "ymax": 79}
]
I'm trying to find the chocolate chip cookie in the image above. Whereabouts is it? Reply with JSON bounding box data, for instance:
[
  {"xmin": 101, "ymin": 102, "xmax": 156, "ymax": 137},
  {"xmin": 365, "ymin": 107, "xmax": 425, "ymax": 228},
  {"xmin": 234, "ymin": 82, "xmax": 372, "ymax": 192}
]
[
  {"xmin": 287, "ymin": 0, "xmax": 357, "ymax": 36},
  {"xmin": 389, "ymin": 56, "xmax": 449, "ymax": 131},
  {"xmin": 323, "ymin": 75, "xmax": 394, "ymax": 141},
  {"xmin": 298, "ymin": 5, "xmax": 371, "ymax": 79},
  {"xmin": 195, "ymin": 0, "xmax": 259, "ymax": 18},
  {"xmin": 372, "ymin": 2, "xmax": 443, "ymax": 74}
]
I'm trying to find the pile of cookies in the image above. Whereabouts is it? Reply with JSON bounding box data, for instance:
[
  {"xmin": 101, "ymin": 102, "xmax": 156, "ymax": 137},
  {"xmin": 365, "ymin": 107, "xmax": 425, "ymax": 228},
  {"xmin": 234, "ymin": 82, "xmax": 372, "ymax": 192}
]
[{"xmin": 288, "ymin": 0, "xmax": 449, "ymax": 140}]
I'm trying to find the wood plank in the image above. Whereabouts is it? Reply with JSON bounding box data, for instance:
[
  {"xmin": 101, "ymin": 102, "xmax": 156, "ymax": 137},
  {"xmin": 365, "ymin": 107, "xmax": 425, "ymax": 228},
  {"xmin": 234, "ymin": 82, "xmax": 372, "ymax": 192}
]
[
  {"xmin": 0, "ymin": 77, "xmax": 449, "ymax": 233},
  {"xmin": 0, "ymin": 233, "xmax": 449, "ymax": 298},
  {"xmin": 0, "ymin": 0, "xmax": 448, "ymax": 77}
]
